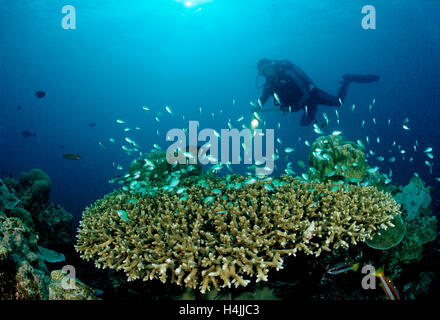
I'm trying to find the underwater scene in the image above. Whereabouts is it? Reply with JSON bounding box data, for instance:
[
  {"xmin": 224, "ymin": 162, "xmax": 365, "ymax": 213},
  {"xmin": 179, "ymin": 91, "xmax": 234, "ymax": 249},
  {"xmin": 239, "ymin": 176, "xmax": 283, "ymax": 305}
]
[{"xmin": 0, "ymin": 0, "xmax": 439, "ymax": 304}]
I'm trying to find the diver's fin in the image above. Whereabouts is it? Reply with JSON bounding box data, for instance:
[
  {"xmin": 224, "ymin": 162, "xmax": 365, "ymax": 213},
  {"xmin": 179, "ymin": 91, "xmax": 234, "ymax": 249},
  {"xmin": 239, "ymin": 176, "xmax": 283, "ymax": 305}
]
[{"xmin": 343, "ymin": 74, "xmax": 380, "ymax": 83}]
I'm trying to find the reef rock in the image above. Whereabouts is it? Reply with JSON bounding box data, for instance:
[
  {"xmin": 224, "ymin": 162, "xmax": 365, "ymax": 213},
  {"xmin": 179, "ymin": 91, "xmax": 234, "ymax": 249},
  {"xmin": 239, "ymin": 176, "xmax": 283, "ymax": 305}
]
[
  {"xmin": 8, "ymin": 207, "xmax": 34, "ymax": 228},
  {"xmin": 0, "ymin": 214, "xmax": 50, "ymax": 299},
  {"xmin": 49, "ymin": 270, "xmax": 99, "ymax": 300},
  {"xmin": 392, "ymin": 215, "xmax": 437, "ymax": 263},
  {"xmin": 0, "ymin": 179, "xmax": 20, "ymax": 210},
  {"xmin": 394, "ymin": 176, "xmax": 432, "ymax": 221},
  {"xmin": 16, "ymin": 169, "xmax": 51, "ymax": 203}
]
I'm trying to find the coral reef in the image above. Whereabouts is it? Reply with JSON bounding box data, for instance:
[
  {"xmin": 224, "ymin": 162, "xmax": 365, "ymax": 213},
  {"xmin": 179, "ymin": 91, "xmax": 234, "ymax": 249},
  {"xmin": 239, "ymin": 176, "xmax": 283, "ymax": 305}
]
[
  {"xmin": 391, "ymin": 215, "xmax": 437, "ymax": 263},
  {"xmin": 0, "ymin": 179, "xmax": 20, "ymax": 210},
  {"xmin": 16, "ymin": 169, "xmax": 52, "ymax": 203},
  {"xmin": 0, "ymin": 214, "xmax": 50, "ymax": 299},
  {"xmin": 8, "ymin": 207, "xmax": 33, "ymax": 228},
  {"xmin": 48, "ymin": 270, "xmax": 99, "ymax": 300},
  {"xmin": 35, "ymin": 204, "xmax": 73, "ymax": 251},
  {"xmin": 2, "ymin": 169, "xmax": 73, "ymax": 252},
  {"xmin": 394, "ymin": 176, "xmax": 432, "ymax": 221},
  {"xmin": 38, "ymin": 246, "xmax": 65, "ymax": 263},
  {"xmin": 76, "ymin": 175, "xmax": 400, "ymax": 293},
  {"xmin": 177, "ymin": 284, "xmax": 280, "ymax": 300},
  {"xmin": 0, "ymin": 169, "xmax": 93, "ymax": 300},
  {"xmin": 366, "ymin": 214, "xmax": 406, "ymax": 250},
  {"xmin": 402, "ymin": 272, "xmax": 435, "ymax": 299},
  {"xmin": 110, "ymin": 151, "xmax": 203, "ymax": 195},
  {"xmin": 307, "ymin": 135, "xmax": 367, "ymax": 182}
]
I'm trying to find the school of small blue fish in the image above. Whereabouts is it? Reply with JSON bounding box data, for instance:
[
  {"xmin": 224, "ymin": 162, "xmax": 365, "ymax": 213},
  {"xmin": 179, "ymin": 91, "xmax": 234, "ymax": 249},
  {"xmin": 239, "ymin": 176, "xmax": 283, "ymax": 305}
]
[{"xmin": 99, "ymin": 98, "xmax": 438, "ymax": 205}]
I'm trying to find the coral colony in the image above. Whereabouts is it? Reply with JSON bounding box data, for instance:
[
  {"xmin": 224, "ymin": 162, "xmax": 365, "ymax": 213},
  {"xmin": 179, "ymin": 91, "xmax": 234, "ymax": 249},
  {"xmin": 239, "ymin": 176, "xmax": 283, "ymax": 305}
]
[{"xmin": 1, "ymin": 134, "xmax": 438, "ymax": 300}]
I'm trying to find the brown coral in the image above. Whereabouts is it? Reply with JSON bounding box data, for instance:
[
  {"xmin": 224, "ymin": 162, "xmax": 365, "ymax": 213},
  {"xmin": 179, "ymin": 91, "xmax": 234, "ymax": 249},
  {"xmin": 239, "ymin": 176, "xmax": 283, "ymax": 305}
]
[
  {"xmin": 308, "ymin": 135, "xmax": 367, "ymax": 182},
  {"xmin": 76, "ymin": 175, "xmax": 400, "ymax": 293}
]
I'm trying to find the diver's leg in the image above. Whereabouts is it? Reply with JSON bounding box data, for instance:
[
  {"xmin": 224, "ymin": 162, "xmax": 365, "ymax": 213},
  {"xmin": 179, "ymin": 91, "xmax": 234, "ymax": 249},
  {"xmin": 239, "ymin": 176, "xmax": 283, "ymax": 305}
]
[
  {"xmin": 337, "ymin": 74, "xmax": 380, "ymax": 103},
  {"xmin": 343, "ymin": 74, "xmax": 380, "ymax": 83},
  {"xmin": 309, "ymin": 88, "xmax": 342, "ymax": 107},
  {"xmin": 337, "ymin": 82, "xmax": 350, "ymax": 104},
  {"xmin": 300, "ymin": 104, "xmax": 318, "ymax": 126}
]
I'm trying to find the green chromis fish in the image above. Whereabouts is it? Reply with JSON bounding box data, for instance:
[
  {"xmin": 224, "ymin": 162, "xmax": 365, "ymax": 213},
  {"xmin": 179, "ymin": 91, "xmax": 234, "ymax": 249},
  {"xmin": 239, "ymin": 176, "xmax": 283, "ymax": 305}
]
[
  {"xmin": 273, "ymin": 93, "xmax": 281, "ymax": 105},
  {"xmin": 116, "ymin": 210, "xmax": 128, "ymax": 222}
]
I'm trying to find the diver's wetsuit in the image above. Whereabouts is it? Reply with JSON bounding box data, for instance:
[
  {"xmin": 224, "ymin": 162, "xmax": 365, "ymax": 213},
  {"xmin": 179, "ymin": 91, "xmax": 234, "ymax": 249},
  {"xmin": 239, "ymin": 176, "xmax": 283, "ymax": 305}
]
[{"xmin": 259, "ymin": 64, "xmax": 379, "ymax": 126}]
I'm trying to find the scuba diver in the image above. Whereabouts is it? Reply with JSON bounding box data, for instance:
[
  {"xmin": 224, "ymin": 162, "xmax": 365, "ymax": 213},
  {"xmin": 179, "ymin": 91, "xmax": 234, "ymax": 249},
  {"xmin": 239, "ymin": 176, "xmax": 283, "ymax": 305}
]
[{"xmin": 255, "ymin": 58, "xmax": 380, "ymax": 126}]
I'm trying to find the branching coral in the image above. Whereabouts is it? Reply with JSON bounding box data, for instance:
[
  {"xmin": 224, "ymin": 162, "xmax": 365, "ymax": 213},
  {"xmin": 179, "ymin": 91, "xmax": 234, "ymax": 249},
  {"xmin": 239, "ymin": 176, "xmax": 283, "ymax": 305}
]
[{"xmin": 76, "ymin": 175, "xmax": 400, "ymax": 293}]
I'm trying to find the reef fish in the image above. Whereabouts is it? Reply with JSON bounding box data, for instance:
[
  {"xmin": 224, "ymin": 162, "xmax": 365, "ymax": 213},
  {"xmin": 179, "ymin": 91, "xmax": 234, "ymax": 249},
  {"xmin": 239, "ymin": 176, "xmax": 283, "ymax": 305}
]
[
  {"xmin": 21, "ymin": 130, "xmax": 36, "ymax": 138},
  {"xmin": 375, "ymin": 268, "xmax": 400, "ymax": 300},
  {"xmin": 116, "ymin": 209, "xmax": 129, "ymax": 222},
  {"xmin": 424, "ymin": 147, "xmax": 433, "ymax": 153},
  {"xmin": 35, "ymin": 90, "xmax": 46, "ymax": 98},
  {"xmin": 62, "ymin": 154, "xmax": 81, "ymax": 160},
  {"xmin": 327, "ymin": 262, "xmax": 360, "ymax": 275}
]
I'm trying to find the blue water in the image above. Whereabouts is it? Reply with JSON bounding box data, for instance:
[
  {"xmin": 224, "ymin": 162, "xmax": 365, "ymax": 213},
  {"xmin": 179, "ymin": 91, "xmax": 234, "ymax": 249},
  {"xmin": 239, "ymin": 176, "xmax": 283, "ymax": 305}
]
[{"xmin": 1, "ymin": 0, "xmax": 439, "ymax": 227}]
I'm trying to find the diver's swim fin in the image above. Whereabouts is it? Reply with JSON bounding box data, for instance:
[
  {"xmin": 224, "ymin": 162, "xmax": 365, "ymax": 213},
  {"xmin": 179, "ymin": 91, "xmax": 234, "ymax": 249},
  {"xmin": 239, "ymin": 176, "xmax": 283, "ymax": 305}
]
[{"xmin": 343, "ymin": 74, "xmax": 380, "ymax": 83}]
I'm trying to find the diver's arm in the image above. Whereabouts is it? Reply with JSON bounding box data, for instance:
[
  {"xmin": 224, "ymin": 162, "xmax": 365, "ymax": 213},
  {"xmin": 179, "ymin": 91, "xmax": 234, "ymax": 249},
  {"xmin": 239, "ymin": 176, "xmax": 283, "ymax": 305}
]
[{"xmin": 259, "ymin": 86, "xmax": 272, "ymax": 107}]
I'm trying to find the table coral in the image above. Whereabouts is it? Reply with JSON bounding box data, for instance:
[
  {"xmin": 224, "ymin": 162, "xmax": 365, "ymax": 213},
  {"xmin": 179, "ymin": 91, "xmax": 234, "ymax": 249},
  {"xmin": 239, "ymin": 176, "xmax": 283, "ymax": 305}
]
[
  {"xmin": 366, "ymin": 215, "xmax": 406, "ymax": 250},
  {"xmin": 76, "ymin": 175, "xmax": 400, "ymax": 293}
]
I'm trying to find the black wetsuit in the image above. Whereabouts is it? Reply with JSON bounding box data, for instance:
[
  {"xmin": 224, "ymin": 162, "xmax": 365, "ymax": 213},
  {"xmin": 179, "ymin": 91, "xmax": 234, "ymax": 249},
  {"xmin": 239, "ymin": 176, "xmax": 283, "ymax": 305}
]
[{"xmin": 259, "ymin": 64, "xmax": 352, "ymax": 126}]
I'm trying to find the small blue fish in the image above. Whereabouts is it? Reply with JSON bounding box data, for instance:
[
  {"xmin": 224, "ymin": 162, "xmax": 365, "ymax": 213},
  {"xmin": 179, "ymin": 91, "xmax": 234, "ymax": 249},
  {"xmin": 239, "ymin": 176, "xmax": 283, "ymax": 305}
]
[
  {"xmin": 367, "ymin": 167, "xmax": 379, "ymax": 174},
  {"xmin": 204, "ymin": 196, "xmax": 215, "ymax": 205},
  {"xmin": 245, "ymin": 178, "xmax": 257, "ymax": 185},
  {"xmin": 308, "ymin": 202, "xmax": 318, "ymax": 208},
  {"xmin": 264, "ymin": 184, "xmax": 274, "ymax": 192},
  {"xmin": 424, "ymin": 147, "xmax": 433, "ymax": 153},
  {"xmin": 117, "ymin": 210, "xmax": 128, "ymax": 222}
]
